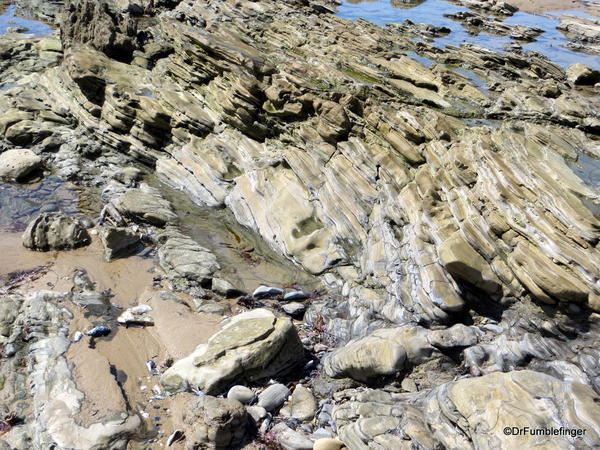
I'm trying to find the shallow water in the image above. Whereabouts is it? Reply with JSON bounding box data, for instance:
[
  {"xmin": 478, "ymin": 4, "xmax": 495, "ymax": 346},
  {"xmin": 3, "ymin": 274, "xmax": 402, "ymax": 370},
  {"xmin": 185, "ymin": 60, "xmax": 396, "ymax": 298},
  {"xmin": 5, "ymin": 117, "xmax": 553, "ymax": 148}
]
[
  {"xmin": 337, "ymin": 0, "xmax": 600, "ymax": 70},
  {"xmin": 156, "ymin": 180, "xmax": 318, "ymax": 293},
  {"xmin": 0, "ymin": 4, "xmax": 53, "ymax": 35},
  {"xmin": 0, "ymin": 176, "xmax": 90, "ymax": 232}
]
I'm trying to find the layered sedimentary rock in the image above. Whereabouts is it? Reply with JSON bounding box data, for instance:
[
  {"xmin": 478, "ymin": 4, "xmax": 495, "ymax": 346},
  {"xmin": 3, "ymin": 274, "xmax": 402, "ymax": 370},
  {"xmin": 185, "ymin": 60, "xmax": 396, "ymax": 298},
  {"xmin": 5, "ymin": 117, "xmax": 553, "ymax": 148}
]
[
  {"xmin": 1, "ymin": 0, "xmax": 600, "ymax": 447},
  {"xmin": 17, "ymin": 0, "xmax": 595, "ymax": 340},
  {"xmin": 332, "ymin": 370, "xmax": 600, "ymax": 449}
]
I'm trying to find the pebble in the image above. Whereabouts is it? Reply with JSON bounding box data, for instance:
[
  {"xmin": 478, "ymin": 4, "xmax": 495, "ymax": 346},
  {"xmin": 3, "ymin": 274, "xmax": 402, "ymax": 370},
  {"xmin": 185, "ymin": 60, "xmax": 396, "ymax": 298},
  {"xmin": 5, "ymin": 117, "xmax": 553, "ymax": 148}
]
[
  {"xmin": 227, "ymin": 385, "xmax": 254, "ymax": 404},
  {"xmin": 257, "ymin": 383, "xmax": 290, "ymax": 411},
  {"xmin": 72, "ymin": 331, "xmax": 84, "ymax": 342},
  {"xmin": 284, "ymin": 290, "xmax": 309, "ymax": 301},
  {"xmin": 246, "ymin": 405, "xmax": 268, "ymax": 422},
  {"xmin": 271, "ymin": 423, "xmax": 314, "ymax": 450},
  {"xmin": 86, "ymin": 325, "xmax": 111, "ymax": 337},
  {"xmin": 282, "ymin": 302, "xmax": 306, "ymax": 317},
  {"xmin": 312, "ymin": 428, "xmax": 333, "ymax": 439},
  {"xmin": 401, "ymin": 378, "xmax": 418, "ymax": 393},
  {"xmin": 252, "ymin": 285, "xmax": 284, "ymax": 298},
  {"xmin": 482, "ymin": 324, "xmax": 504, "ymax": 334},
  {"xmin": 314, "ymin": 438, "xmax": 345, "ymax": 450}
]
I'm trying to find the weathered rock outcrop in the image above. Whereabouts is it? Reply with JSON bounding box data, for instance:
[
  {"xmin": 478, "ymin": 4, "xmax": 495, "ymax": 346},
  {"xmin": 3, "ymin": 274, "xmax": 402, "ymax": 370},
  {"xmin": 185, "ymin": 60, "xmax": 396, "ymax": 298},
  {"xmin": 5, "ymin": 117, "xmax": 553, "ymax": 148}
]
[
  {"xmin": 22, "ymin": 212, "xmax": 91, "ymax": 251},
  {"xmin": 332, "ymin": 370, "xmax": 600, "ymax": 449},
  {"xmin": 183, "ymin": 395, "xmax": 249, "ymax": 449},
  {"xmin": 323, "ymin": 324, "xmax": 479, "ymax": 381},
  {"xmin": 17, "ymin": 0, "xmax": 596, "ymax": 340},
  {"xmin": 0, "ymin": 291, "xmax": 140, "ymax": 449},
  {"xmin": 160, "ymin": 309, "xmax": 304, "ymax": 394}
]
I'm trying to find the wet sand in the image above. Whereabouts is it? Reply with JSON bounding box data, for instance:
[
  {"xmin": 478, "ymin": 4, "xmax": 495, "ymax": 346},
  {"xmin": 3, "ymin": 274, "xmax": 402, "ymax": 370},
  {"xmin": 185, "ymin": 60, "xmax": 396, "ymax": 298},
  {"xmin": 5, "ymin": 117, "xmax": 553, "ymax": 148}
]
[{"xmin": 0, "ymin": 231, "xmax": 226, "ymax": 447}]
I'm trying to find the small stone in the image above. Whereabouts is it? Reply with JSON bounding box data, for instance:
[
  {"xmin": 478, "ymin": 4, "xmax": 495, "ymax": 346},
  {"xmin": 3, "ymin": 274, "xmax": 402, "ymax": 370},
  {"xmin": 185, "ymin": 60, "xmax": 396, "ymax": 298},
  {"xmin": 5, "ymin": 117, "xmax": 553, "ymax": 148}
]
[
  {"xmin": 246, "ymin": 405, "xmax": 267, "ymax": 422},
  {"xmin": 271, "ymin": 423, "xmax": 314, "ymax": 450},
  {"xmin": 227, "ymin": 385, "xmax": 254, "ymax": 404},
  {"xmin": 314, "ymin": 438, "xmax": 345, "ymax": 450},
  {"xmin": 284, "ymin": 290, "xmax": 309, "ymax": 301},
  {"xmin": 0, "ymin": 148, "xmax": 42, "ymax": 181},
  {"xmin": 400, "ymin": 378, "xmax": 418, "ymax": 393},
  {"xmin": 72, "ymin": 331, "xmax": 84, "ymax": 343},
  {"xmin": 282, "ymin": 302, "xmax": 306, "ymax": 318},
  {"xmin": 257, "ymin": 383, "xmax": 290, "ymax": 412},
  {"xmin": 86, "ymin": 325, "xmax": 111, "ymax": 337},
  {"xmin": 253, "ymin": 285, "xmax": 284, "ymax": 298},
  {"xmin": 118, "ymin": 305, "xmax": 154, "ymax": 326},
  {"xmin": 312, "ymin": 428, "xmax": 333, "ymax": 440}
]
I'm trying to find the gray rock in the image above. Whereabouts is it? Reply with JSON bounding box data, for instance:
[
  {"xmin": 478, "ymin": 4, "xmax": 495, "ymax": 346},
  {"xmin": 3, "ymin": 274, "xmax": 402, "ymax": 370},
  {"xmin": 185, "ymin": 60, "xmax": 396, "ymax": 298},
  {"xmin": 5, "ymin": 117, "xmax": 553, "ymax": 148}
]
[
  {"xmin": 280, "ymin": 384, "xmax": 317, "ymax": 421},
  {"xmin": 400, "ymin": 378, "xmax": 418, "ymax": 393},
  {"xmin": 257, "ymin": 383, "xmax": 290, "ymax": 412},
  {"xmin": 183, "ymin": 395, "xmax": 248, "ymax": 449},
  {"xmin": 227, "ymin": 385, "xmax": 255, "ymax": 404},
  {"xmin": 111, "ymin": 167, "xmax": 143, "ymax": 186},
  {"xmin": 314, "ymin": 438, "xmax": 345, "ymax": 450},
  {"xmin": 23, "ymin": 213, "xmax": 91, "ymax": 251},
  {"xmin": 161, "ymin": 309, "xmax": 304, "ymax": 395},
  {"xmin": 284, "ymin": 290, "xmax": 309, "ymax": 301},
  {"xmin": 271, "ymin": 423, "xmax": 314, "ymax": 450},
  {"xmin": 158, "ymin": 230, "xmax": 220, "ymax": 290},
  {"xmin": 117, "ymin": 305, "xmax": 154, "ymax": 326},
  {"xmin": 428, "ymin": 324, "xmax": 480, "ymax": 349},
  {"xmin": 211, "ymin": 278, "xmax": 245, "ymax": 297},
  {"xmin": 323, "ymin": 334, "xmax": 407, "ymax": 382},
  {"xmin": 282, "ymin": 302, "xmax": 306, "ymax": 317},
  {"xmin": 99, "ymin": 227, "xmax": 140, "ymax": 261},
  {"xmin": 112, "ymin": 186, "xmax": 177, "ymax": 227},
  {"xmin": 567, "ymin": 63, "xmax": 600, "ymax": 85},
  {"xmin": 246, "ymin": 405, "xmax": 267, "ymax": 422},
  {"xmin": 253, "ymin": 285, "xmax": 284, "ymax": 298},
  {"xmin": 0, "ymin": 148, "xmax": 41, "ymax": 181}
]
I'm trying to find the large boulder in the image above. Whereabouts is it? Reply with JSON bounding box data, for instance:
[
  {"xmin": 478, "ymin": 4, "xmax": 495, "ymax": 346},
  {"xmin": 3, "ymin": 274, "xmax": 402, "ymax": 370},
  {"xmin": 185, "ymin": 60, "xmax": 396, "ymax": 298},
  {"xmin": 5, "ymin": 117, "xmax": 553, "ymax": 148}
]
[
  {"xmin": 183, "ymin": 395, "xmax": 248, "ymax": 449},
  {"xmin": 160, "ymin": 309, "xmax": 304, "ymax": 394},
  {"xmin": 99, "ymin": 226, "xmax": 140, "ymax": 260},
  {"xmin": 324, "ymin": 324, "xmax": 480, "ymax": 382},
  {"xmin": 112, "ymin": 186, "xmax": 177, "ymax": 227},
  {"xmin": 0, "ymin": 148, "xmax": 42, "ymax": 181},
  {"xmin": 22, "ymin": 213, "xmax": 91, "ymax": 251},
  {"xmin": 333, "ymin": 370, "xmax": 600, "ymax": 449},
  {"xmin": 157, "ymin": 230, "xmax": 220, "ymax": 290}
]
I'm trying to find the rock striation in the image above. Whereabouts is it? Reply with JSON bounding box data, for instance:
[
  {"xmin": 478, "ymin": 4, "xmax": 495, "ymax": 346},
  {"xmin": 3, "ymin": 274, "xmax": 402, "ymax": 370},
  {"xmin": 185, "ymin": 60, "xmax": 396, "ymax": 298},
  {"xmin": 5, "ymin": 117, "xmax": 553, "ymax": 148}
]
[{"xmin": 332, "ymin": 370, "xmax": 600, "ymax": 449}]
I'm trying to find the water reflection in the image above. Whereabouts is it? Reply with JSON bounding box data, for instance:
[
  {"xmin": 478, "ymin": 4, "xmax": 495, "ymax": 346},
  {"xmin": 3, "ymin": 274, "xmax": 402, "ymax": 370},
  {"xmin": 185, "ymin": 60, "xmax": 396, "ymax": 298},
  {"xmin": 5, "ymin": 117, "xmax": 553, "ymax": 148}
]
[
  {"xmin": 0, "ymin": 4, "xmax": 53, "ymax": 35},
  {"xmin": 337, "ymin": 0, "xmax": 600, "ymax": 70}
]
